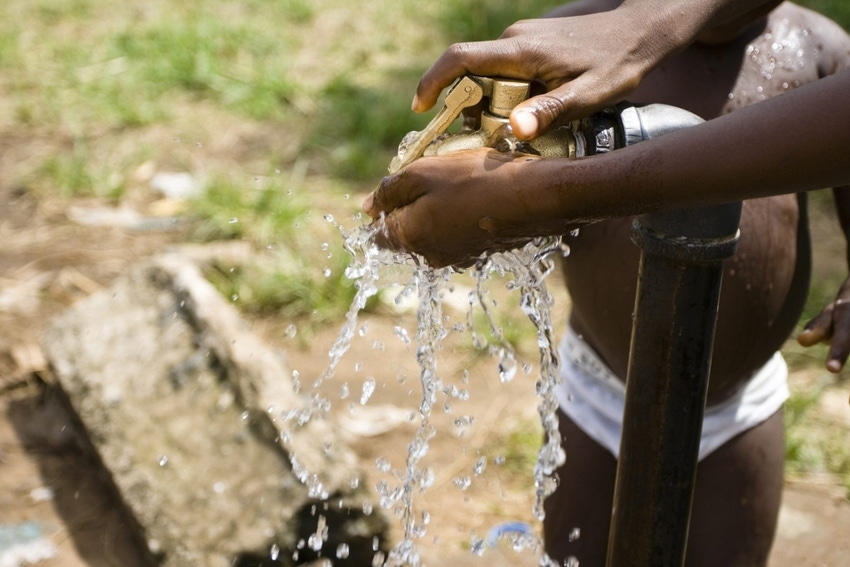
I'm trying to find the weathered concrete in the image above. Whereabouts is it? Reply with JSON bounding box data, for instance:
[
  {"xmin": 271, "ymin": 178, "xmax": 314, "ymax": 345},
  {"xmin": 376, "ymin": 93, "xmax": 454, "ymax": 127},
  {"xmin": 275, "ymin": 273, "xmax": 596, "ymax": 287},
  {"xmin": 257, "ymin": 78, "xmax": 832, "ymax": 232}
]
[{"xmin": 42, "ymin": 252, "xmax": 386, "ymax": 566}]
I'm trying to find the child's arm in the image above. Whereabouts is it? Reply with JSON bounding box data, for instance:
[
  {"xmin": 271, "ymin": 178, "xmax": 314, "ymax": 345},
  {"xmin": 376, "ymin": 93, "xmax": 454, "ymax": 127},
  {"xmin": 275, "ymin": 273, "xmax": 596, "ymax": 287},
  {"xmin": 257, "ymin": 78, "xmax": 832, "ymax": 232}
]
[
  {"xmin": 365, "ymin": 70, "xmax": 850, "ymax": 268},
  {"xmin": 798, "ymin": 186, "xmax": 850, "ymax": 373},
  {"xmin": 411, "ymin": 0, "xmax": 783, "ymax": 139}
]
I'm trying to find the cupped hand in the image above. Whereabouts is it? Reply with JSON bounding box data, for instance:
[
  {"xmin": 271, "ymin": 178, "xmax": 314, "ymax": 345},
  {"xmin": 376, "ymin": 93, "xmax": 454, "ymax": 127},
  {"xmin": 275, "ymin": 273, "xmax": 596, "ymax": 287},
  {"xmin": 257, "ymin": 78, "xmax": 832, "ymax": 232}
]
[
  {"xmin": 362, "ymin": 149, "xmax": 575, "ymax": 268},
  {"xmin": 412, "ymin": 5, "xmax": 676, "ymax": 140},
  {"xmin": 798, "ymin": 276, "xmax": 850, "ymax": 373}
]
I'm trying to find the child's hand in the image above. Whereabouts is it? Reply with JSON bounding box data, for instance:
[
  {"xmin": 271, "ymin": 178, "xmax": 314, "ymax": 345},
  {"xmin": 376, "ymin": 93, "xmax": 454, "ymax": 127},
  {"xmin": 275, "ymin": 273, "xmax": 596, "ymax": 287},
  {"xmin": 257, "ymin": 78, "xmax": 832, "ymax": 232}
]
[
  {"xmin": 362, "ymin": 149, "xmax": 577, "ymax": 268},
  {"xmin": 411, "ymin": 3, "xmax": 710, "ymax": 140},
  {"xmin": 797, "ymin": 276, "xmax": 850, "ymax": 373}
]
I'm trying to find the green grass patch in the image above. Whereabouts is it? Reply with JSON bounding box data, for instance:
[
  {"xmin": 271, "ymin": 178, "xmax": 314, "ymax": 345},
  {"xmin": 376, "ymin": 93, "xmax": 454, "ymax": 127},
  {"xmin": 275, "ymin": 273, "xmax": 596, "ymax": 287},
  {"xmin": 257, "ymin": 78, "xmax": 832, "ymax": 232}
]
[
  {"xmin": 485, "ymin": 418, "xmax": 543, "ymax": 477},
  {"xmin": 0, "ymin": 0, "xmax": 308, "ymax": 129},
  {"xmin": 307, "ymin": 73, "xmax": 430, "ymax": 180},
  {"xmin": 189, "ymin": 174, "xmax": 308, "ymax": 244},
  {"xmin": 435, "ymin": 0, "xmax": 565, "ymax": 42},
  {"xmin": 797, "ymin": 0, "xmax": 850, "ymax": 29},
  {"xmin": 205, "ymin": 246, "xmax": 371, "ymax": 334},
  {"xmin": 109, "ymin": 19, "xmax": 296, "ymax": 122},
  {"xmin": 785, "ymin": 376, "xmax": 850, "ymax": 495}
]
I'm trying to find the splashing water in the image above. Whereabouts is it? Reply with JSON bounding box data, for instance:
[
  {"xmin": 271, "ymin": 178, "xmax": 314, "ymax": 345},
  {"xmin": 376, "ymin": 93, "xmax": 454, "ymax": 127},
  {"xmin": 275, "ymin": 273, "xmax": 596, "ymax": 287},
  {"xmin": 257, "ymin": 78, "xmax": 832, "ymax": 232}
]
[
  {"xmin": 484, "ymin": 239, "xmax": 568, "ymax": 522},
  {"xmin": 286, "ymin": 211, "xmax": 566, "ymax": 566}
]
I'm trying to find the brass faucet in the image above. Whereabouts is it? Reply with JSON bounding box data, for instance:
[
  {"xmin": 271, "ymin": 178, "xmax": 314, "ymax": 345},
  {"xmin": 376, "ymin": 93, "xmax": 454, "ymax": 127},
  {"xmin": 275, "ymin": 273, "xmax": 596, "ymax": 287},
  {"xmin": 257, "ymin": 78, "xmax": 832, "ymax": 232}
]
[{"xmin": 389, "ymin": 75, "xmax": 704, "ymax": 175}]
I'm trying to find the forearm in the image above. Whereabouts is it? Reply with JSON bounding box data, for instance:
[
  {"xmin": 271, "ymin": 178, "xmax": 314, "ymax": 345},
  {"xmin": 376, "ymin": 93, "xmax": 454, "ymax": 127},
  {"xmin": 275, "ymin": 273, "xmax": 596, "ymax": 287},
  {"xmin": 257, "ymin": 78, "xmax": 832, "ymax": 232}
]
[{"xmin": 537, "ymin": 70, "xmax": 850, "ymax": 223}]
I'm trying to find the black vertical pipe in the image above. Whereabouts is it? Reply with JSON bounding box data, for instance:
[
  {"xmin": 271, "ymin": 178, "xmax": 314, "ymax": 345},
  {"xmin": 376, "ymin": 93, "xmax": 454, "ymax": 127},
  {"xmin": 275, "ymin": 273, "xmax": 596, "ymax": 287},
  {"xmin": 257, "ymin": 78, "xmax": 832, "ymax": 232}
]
[{"xmin": 606, "ymin": 203, "xmax": 742, "ymax": 567}]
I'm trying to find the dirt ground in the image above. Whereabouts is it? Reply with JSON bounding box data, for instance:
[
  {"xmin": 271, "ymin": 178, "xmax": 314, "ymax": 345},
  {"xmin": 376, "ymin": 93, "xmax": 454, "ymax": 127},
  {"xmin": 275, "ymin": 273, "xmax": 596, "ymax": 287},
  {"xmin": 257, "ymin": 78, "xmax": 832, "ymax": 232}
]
[{"xmin": 1, "ymin": 185, "xmax": 849, "ymax": 567}]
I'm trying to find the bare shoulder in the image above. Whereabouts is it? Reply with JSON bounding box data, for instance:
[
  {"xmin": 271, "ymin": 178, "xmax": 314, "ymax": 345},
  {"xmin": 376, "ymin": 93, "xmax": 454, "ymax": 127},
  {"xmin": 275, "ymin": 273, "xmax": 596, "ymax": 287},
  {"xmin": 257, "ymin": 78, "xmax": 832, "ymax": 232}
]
[{"xmin": 770, "ymin": 2, "xmax": 850, "ymax": 74}]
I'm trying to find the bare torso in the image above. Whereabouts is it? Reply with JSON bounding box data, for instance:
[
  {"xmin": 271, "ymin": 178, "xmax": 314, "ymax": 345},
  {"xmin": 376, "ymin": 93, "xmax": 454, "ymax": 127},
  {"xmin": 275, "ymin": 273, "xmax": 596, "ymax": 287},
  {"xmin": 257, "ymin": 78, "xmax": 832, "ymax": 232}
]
[{"xmin": 558, "ymin": 2, "xmax": 850, "ymax": 402}]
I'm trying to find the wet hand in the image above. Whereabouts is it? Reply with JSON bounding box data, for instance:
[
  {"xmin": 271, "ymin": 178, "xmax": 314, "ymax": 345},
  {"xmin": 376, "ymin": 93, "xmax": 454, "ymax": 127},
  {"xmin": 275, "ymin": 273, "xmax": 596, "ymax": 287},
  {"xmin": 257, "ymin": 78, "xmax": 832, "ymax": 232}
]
[
  {"xmin": 798, "ymin": 276, "xmax": 850, "ymax": 373},
  {"xmin": 362, "ymin": 149, "xmax": 573, "ymax": 268}
]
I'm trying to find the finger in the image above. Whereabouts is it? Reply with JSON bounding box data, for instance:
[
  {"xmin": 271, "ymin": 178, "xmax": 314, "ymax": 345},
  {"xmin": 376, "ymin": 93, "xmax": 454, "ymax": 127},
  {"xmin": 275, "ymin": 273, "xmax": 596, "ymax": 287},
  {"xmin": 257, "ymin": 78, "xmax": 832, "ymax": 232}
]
[
  {"xmin": 366, "ymin": 168, "xmax": 425, "ymax": 218},
  {"xmin": 826, "ymin": 300, "xmax": 850, "ymax": 372},
  {"xmin": 797, "ymin": 308, "xmax": 834, "ymax": 346},
  {"xmin": 414, "ymin": 38, "xmax": 538, "ymax": 112},
  {"xmin": 510, "ymin": 72, "xmax": 638, "ymax": 139}
]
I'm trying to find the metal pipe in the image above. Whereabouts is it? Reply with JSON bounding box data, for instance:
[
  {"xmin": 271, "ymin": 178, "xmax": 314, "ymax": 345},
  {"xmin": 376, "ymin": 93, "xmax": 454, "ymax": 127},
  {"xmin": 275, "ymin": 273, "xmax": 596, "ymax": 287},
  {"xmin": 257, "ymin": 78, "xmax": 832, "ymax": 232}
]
[{"xmin": 604, "ymin": 103, "xmax": 743, "ymax": 567}]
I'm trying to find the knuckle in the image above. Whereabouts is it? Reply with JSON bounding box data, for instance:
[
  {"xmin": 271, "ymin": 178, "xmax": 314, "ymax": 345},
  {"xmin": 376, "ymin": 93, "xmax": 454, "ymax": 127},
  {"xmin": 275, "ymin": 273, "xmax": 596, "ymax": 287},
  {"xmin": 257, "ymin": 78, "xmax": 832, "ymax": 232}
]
[
  {"xmin": 501, "ymin": 19, "xmax": 529, "ymax": 38},
  {"xmin": 445, "ymin": 42, "xmax": 473, "ymax": 62},
  {"xmin": 531, "ymin": 94, "xmax": 568, "ymax": 124}
]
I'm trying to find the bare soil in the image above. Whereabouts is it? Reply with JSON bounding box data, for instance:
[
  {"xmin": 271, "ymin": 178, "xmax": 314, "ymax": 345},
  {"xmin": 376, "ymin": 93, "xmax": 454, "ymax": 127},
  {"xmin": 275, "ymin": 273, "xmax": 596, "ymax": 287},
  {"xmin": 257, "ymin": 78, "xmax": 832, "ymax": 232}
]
[{"xmin": 1, "ymin": 185, "xmax": 849, "ymax": 567}]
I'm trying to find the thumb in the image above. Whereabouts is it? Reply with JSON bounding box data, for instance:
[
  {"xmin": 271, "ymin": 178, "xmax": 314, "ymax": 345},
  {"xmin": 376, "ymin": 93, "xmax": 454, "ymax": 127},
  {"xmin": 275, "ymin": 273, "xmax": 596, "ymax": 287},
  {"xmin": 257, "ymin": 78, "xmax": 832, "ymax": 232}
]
[
  {"xmin": 510, "ymin": 75, "xmax": 632, "ymax": 139},
  {"xmin": 510, "ymin": 94, "xmax": 566, "ymax": 140}
]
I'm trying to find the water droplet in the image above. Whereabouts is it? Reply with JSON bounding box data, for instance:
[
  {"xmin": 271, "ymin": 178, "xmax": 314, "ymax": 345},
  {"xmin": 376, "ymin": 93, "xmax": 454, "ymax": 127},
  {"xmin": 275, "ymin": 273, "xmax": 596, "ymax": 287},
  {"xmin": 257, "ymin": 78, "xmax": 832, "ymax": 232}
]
[
  {"xmin": 360, "ymin": 377, "xmax": 376, "ymax": 405},
  {"xmin": 283, "ymin": 324, "xmax": 297, "ymax": 338},
  {"xmin": 473, "ymin": 457, "xmax": 487, "ymax": 476},
  {"xmin": 270, "ymin": 543, "xmax": 280, "ymax": 560},
  {"xmin": 158, "ymin": 455, "xmax": 168, "ymax": 467},
  {"xmin": 231, "ymin": 294, "xmax": 238, "ymax": 302},
  {"xmin": 569, "ymin": 527, "xmax": 581, "ymax": 542},
  {"xmin": 453, "ymin": 476, "xmax": 471, "ymax": 490},
  {"xmin": 393, "ymin": 325, "xmax": 411, "ymax": 345},
  {"xmin": 323, "ymin": 267, "xmax": 332, "ymax": 278},
  {"xmin": 498, "ymin": 356, "xmax": 518, "ymax": 382},
  {"xmin": 343, "ymin": 193, "xmax": 350, "ymax": 199},
  {"xmin": 324, "ymin": 213, "xmax": 335, "ymax": 223},
  {"xmin": 470, "ymin": 535, "xmax": 485, "ymax": 556},
  {"xmin": 376, "ymin": 457, "xmax": 391, "ymax": 472},
  {"xmin": 336, "ymin": 543, "xmax": 350, "ymax": 559},
  {"xmin": 229, "ymin": 217, "xmax": 238, "ymax": 224},
  {"xmin": 340, "ymin": 382, "xmax": 349, "ymax": 399},
  {"xmin": 727, "ymin": 92, "xmax": 735, "ymax": 100},
  {"xmin": 494, "ymin": 455, "xmax": 506, "ymax": 466},
  {"xmin": 566, "ymin": 556, "xmax": 580, "ymax": 566}
]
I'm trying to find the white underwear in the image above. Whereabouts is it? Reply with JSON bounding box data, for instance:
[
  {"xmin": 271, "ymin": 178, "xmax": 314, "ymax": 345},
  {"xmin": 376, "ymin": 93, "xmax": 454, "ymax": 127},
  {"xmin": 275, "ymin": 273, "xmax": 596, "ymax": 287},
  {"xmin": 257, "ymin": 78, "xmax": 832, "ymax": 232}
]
[{"xmin": 555, "ymin": 325, "xmax": 789, "ymax": 461}]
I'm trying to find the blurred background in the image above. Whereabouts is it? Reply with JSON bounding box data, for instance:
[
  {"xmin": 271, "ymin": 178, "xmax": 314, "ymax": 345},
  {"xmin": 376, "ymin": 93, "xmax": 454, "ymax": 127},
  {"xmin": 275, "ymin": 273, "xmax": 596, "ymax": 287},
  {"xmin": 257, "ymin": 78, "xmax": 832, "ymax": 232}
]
[{"xmin": 0, "ymin": 1, "xmax": 848, "ymax": 566}]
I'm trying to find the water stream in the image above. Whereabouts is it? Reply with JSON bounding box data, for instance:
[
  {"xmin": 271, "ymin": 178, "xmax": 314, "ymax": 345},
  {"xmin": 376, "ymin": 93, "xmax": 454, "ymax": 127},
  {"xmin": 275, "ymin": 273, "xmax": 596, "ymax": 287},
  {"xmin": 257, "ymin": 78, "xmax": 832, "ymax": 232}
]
[{"xmin": 287, "ymin": 209, "xmax": 569, "ymax": 565}]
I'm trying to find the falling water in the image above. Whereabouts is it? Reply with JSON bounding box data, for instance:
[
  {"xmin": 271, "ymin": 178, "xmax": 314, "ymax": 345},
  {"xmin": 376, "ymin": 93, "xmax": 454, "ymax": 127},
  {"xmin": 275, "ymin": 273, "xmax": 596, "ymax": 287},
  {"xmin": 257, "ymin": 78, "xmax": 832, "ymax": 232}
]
[{"xmin": 294, "ymin": 210, "xmax": 568, "ymax": 565}]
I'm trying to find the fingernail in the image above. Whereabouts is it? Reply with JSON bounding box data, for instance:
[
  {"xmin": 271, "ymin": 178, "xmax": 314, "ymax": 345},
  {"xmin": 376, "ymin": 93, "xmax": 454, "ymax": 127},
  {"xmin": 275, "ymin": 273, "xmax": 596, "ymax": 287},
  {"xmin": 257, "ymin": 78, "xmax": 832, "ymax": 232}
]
[
  {"xmin": 511, "ymin": 109, "xmax": 538, "ymax": 140},
  {"xmin": 362, "ymin": 193, "xmax": 374, "ymax": 213},
  {"xmin": 411, "ymin": 94, "xmax": 421, "ymax": 112},
  {"xmin": 827, "ymin": 359, "xmax": 842, "ymax": 373}
]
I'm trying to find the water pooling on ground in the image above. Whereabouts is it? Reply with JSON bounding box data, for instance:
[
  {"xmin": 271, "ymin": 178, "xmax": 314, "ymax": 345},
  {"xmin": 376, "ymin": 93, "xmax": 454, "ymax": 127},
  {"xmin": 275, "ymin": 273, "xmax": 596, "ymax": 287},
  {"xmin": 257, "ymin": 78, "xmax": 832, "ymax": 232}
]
[{"xmin": 284, "ymin": 215, "xmax": 569, "ymax": 566}]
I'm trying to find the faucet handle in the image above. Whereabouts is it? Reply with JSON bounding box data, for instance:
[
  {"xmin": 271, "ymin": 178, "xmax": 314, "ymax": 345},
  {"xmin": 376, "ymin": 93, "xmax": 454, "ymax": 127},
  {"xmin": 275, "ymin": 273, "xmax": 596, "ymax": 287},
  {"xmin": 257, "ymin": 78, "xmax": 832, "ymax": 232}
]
[{"xmin": 389, "ymin": 76, "xmax": 485, "ymax": 173}]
